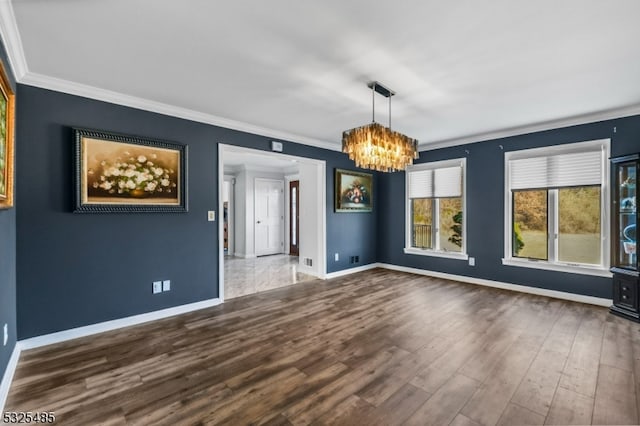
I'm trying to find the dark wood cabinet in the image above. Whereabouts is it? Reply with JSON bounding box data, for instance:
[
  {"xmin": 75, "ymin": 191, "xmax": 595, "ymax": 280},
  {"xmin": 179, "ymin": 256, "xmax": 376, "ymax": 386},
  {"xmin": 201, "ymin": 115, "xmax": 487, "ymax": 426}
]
[{"xmin": 610, "ymin": 154, "xmax": 638, "ymax": 321}]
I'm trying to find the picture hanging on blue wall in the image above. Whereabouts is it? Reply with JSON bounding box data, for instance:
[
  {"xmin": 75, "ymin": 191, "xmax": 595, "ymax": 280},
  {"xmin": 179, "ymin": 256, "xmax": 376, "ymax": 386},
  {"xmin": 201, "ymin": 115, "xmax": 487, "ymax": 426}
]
[
  {"xmin": 335, "ymin": 168, "xmax": 373, "ymax": 212},
  {"xmin": 0, "ymin": 59, "xmax": 14, "ymax": 210},
  {"xmin": 73, "ymin": 128, "xmax": 188, "ymax": 213}
]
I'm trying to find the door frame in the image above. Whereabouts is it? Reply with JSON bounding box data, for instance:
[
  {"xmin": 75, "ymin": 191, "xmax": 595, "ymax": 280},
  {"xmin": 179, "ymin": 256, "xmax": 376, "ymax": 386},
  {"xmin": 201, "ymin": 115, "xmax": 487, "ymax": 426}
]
[
  {"xmin": 289, "ymin": 179, "xmax": 300, "ymax": 256},
  {"xmin": 218, "ymin": 144, "xmax": 327, "ymax": 302},
  {"xmin": 284, "ymin": 173, "xmax": 300, "ymax": 255},
  {"xmin": 254, "ymin": 177, "xmax": 285, "ymax": 257}
]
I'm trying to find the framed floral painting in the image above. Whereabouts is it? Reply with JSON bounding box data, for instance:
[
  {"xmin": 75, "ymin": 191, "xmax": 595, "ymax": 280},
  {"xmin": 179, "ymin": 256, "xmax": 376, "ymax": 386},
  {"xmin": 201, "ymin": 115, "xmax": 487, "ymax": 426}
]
[
  {"xmin": 0, "ymin": 60, "xmax": 15, "ymax": 210},
  {"xmin": 73, "ymin": 128, "xmax": 188, "ymax": 213},
  {"xmin": 335, "ymin": 168, "xmax": 373, "ymax": 212}
]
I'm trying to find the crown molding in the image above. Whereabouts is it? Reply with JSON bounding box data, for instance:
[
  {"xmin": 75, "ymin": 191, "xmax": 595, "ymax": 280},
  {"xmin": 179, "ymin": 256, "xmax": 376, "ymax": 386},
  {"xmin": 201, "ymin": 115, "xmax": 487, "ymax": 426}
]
[
  {"xmin": 0, "ymin": 0, "xmax": 27, "ymax": 79},
  {"xmin": 0, "ymin": 2, "xmax": 341, "ymax": 152},
  {"xmin": 419, "ymin": 103, "xmax": 640, "ymax": 152},
  {"xmin": 20, "ymin": 71, "xmax": 342, "ymax": 151}
]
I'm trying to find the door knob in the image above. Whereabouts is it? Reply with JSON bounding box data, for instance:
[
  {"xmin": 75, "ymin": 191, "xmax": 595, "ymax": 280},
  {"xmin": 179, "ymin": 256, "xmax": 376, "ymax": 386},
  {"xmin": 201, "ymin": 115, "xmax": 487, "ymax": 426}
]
[{"xmin": 257, "ymin": 220, "xmax": 261, "ymax": 224}]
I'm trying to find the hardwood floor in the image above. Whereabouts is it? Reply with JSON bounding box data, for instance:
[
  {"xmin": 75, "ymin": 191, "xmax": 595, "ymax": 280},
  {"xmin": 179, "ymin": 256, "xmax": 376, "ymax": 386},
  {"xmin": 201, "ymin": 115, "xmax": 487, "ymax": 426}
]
[{"xmin": 6, "ymin": 269, "xmax": 639, "ymax": 425}]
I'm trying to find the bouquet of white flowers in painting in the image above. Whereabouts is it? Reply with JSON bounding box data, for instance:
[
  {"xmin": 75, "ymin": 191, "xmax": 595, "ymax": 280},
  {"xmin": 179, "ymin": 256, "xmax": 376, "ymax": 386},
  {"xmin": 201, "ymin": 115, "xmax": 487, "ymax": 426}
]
[{"xmin": 88, "ymin": 151, "xmax": 177, "ymax": 198}]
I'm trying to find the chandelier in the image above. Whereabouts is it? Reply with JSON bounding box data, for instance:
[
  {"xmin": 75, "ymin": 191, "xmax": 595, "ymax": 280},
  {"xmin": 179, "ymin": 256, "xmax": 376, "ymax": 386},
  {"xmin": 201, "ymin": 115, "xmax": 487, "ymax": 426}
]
[{"xmin": 342, "ymin": 81, "xmax": 418, "ymax": 172}]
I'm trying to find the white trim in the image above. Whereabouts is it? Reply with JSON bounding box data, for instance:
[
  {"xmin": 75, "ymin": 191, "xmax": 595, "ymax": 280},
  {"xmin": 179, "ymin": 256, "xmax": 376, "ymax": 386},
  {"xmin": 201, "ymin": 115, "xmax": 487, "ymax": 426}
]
[
  {"xmin": 219, "ymin": 144, "xmax": 327, "ymax": 283},
  {"xmin": 218, "ymin": 145, "xmax": 226, "ymax": 302},
  {"xmin": 504, "ymin": 139, "xmax": 611, "ymax": 272},
  {"xmin": 0, "ymin": 343, "xmax": 21, "ymax": 412},
  {"xmin": 233, "ymin": 253, "xmax": 257, "ymax": 259},
  {"xmin": 18, "ymin": 298, "xmax": 222, "ymax": 350},
  {"xmin": 377, "ymin": 263, "xmax": 612, "ymax": 307},
  {"xmin": 501, "ymin": 258, "xmax": 613, "ymax": 278},
  {"xmin": 0, "ymin": 0, "xmax": 27, "ymax": 79},
  {"xmin": 324, "ymin": 263, "xmax": 379, "ymax": 280},
  {"xmin": 504, "ymin": 138, "xmax": 610, "ymax": 161},
  {"xmin": 318, "ymin": 162, "xmax": 327, "ymax": 279},
  {"xmin": 405, "ymin": 158, "xmax": 467, "ymax": 256},
  {"xmin": 403, "ymin": 247, "xmax": 469, "ymax": 260},
  {"xmin": 297, "ymin": 264, "xmax": 322, "ymax": 278},
  {"xmin": 420, "ymin": 104, "xmax": 640, "ymax": 151},
  {"xmin": 21, "ymin": 72, "xmax": 341, "ymax": 152}
]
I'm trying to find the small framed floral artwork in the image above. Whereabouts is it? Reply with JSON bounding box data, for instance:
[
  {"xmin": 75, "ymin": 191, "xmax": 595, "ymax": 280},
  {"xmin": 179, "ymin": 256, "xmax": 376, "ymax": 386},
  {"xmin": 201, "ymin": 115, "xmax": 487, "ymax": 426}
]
[
  {"xmin": 0, "ymin": 60, "xmax": 15, "ymax": 210},
  {"xmin": 335, "ymin": 168, "xmax": 373, "ymax": 212},
  {"xmin": 73, "ymin": 128, "xmax": 187, "ymax": 213}
]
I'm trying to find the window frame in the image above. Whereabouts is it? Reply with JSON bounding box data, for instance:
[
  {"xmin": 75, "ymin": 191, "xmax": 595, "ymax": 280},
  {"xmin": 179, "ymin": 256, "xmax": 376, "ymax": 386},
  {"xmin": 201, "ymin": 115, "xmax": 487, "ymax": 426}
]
[
  {"xmin": 502, "ymin": 139, "xmax": 612, "ymax": 277},
  {"xmin": 404, "ymin": 158, "xmax": 468, "ymax": 260}
]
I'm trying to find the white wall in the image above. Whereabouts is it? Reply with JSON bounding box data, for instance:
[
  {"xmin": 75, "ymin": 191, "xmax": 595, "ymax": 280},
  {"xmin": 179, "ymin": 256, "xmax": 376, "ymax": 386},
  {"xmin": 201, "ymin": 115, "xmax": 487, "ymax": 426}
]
[
  {"xmin": 223, "ymin": 176, "xmax": 234, "ymax": 255},
  {"xmin": 298, "ymin": 163, "xmax": 324, "ymax": 277},
  {"xmin": 233, "ymin": 171, "xmax": 247, "ymax": 257}
]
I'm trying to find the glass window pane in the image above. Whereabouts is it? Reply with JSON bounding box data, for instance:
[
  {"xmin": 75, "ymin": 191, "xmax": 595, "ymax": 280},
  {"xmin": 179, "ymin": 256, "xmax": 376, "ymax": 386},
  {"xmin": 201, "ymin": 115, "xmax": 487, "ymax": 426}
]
[
  {"xmin": 412, "ymin": 199, "xmax": 432, "ymax": 249},
  {"xmin": 513, "ymin": 190, "xmax": 548, "ymax": 260},
  {"xmin": 558, "ymin": 186, "xmax": 601, "ymax": 265},
  {"xmin": 439, "ymin": 198, "xmax": 463, "ymax": 252}
]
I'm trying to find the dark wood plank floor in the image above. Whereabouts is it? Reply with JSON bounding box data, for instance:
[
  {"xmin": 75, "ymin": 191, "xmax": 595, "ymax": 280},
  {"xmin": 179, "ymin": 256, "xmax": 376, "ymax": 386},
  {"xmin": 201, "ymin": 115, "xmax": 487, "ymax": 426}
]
[{"xmin": 6, "ymin": 269, "xmax": 640, "ymax": 425}]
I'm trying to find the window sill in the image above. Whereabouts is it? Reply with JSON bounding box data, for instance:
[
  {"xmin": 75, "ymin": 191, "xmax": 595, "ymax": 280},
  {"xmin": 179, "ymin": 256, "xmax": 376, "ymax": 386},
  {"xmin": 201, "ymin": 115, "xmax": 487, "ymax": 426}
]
[
  {"xmin": 501, "ymin": 258, "xmax": 612, "ymax": 278},
  {"xmin": 404, "ymin": 247, "xmax": 469, "ymax": 260}
]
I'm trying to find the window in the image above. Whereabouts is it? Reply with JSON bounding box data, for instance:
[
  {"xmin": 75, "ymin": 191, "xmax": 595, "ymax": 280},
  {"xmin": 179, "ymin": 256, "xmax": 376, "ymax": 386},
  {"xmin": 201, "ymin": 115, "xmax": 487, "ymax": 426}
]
[
  {"xmin": 504, "ymin": 139, "xmax": 610, "ymax": 276},
  {"xmin": 405, "ymin": 158, "xmax": 467, "ymax": 259}
]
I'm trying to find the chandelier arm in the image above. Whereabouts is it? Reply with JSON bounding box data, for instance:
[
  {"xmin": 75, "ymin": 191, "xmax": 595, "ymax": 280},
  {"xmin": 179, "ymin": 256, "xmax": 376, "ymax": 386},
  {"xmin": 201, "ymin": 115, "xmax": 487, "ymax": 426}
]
[
  {"xmin": 388, "ymin": 92, "xmax": 392, "ymax": 129},
  {"xmin": 372, "ymin": 83, "xmax": 375, "ymax": 123}
]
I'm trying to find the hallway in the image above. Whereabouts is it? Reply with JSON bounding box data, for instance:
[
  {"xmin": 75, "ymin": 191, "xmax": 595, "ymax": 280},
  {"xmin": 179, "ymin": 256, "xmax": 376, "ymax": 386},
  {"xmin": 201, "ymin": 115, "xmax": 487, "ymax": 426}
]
[{"xmin": 224, "ymin": 254, "xmax": 316, "ymax": 299}]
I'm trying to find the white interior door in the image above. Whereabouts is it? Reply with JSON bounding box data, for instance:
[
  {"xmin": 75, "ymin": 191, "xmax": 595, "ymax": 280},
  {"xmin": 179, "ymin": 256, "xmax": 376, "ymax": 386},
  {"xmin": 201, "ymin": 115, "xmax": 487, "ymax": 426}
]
[{"xmin": 255, "ymin": 179, "xmax": 284, "ymax": 256}]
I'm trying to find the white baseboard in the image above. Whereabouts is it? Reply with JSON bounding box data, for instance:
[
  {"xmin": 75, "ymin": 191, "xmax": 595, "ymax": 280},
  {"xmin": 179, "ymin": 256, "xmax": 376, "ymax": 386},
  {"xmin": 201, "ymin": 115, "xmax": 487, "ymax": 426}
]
[
  {"xmin": 297, "ymin": 264, "xmax": 323, "ymax": 278},
  {"xmin": 324, "ymin": 263, "xmax": 380, "ymax": 280},
  {"xmin": 377, "ymin": 263, "xmax": 612, "ymax": 307},
  {"xmin": 234, "ymin": 253, "xmax": 256, "ymax": 259},
  {"xmin": 19, "ymin": 298, "xmax": 222, "ymax": 350},
  {"xmin": 0, "ymin": 343, "xmax": 21, "ymax": 412}
]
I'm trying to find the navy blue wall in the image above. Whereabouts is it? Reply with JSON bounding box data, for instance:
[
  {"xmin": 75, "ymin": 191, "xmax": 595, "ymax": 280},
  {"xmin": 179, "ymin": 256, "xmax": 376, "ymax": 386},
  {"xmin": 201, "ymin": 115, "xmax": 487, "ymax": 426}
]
[
  {"xmin": 378, "ymin": 115, "xmax": 640, "ymax": 299},
  {"xmin": 15, "ymin": 85, "xmax": 377, "ymax": 339},
  {"xmin": 0, "ymin": 41, "xmax": 17, "ymax": 385}
]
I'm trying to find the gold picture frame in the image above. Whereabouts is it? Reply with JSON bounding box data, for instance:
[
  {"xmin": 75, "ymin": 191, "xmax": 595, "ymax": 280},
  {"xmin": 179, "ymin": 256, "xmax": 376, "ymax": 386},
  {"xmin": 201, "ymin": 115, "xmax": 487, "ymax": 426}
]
[
  {"xmin": 0, "ymin": 60, "xmax": 15, "ymax": 210},
  {"xmin": 73, "ymin": 128, "xmax": 188, "ymax": 213},
  {"xmin": 335, "ymin": 168, "xmax": 373, "ymax": 212}
]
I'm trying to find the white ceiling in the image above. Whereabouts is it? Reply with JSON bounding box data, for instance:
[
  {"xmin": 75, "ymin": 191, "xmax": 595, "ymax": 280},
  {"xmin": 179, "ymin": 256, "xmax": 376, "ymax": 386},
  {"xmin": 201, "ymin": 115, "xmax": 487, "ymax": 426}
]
[{"xmin": 4, "ymin": 0, "xmax": 640, "ymax": 150}]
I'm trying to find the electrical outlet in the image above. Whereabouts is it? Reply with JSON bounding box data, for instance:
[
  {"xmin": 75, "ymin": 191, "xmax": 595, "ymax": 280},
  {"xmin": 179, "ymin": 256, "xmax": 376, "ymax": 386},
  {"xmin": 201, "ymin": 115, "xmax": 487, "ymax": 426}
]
[
  {"xmin": 469, "ymin": 257, "xmax": 475, "ymax": 266},
  {"xmin": 355, "ymin": 256, "xmax": 359, "ymax": 263},
  {"xmin": 153, "ymin": 281, "xmax": 162, "ymax": 294},
  {"xmin": 3, "ymin": 323, "xmax": 7, "ymax": 346},
  {"xmin": 162, "ymin": 280, "xmax": 171, "ymax": 292},
  {"xmin": 335, "ymin": 253, "xmax": 339, "ymax": 261},
  {"xmin": 207, "ymin": 211, "xmax": 216, "ymax": 221}
]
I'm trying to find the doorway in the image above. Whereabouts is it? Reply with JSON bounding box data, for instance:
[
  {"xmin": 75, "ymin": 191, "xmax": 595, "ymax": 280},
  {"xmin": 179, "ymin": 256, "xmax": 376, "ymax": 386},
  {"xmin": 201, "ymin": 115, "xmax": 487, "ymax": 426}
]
[
  {"xmin": 289, "ymin": 180, "xmax": 299, "ymax": 256},
  {"xmin": 218, "ymin": 144, "xmax": 326, "ymax": 301}
]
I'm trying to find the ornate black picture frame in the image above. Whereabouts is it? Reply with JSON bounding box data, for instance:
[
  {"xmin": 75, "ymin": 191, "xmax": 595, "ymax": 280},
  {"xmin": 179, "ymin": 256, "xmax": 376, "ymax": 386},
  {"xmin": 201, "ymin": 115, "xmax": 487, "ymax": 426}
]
[{"xmin": 73, "ymin": 128, "xmax": 188, "ymax": 213}]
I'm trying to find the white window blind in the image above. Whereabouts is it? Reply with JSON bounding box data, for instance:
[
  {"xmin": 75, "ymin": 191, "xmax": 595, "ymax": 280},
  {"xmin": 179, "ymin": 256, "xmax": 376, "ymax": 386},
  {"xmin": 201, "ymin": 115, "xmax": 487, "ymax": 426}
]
[
  {"xmin": 510, "ymin": 150, "xmax": 602, "ymax": 190},
  {"xmin": 408, "ymin": 165, "xmax": 462, "ymax": 198}
]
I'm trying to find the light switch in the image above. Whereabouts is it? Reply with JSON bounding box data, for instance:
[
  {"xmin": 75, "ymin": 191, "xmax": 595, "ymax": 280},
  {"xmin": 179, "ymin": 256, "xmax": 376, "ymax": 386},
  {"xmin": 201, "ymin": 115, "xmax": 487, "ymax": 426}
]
[{"xmin": 208, "ymin": 211, "xmax": 216, "ymax": 221}]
